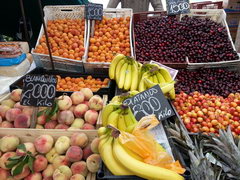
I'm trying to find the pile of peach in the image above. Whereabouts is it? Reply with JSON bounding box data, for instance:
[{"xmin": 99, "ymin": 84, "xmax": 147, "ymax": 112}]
[
  {"xmin": 0, "ymin": 133, "xmax": 100, "ymax": 179},
  {"xmin": 56, "ymin": 75, "xmax": 110, "ymax": 92},
  {"xmin": 34, "ymin": 19, "xmax": 85, "ymax": 61},
  {"xmin": 37, "ymin": 88, "xmax": 103, "ymax": 130},
  {"xmin": 87, "ymin": 16, "xmax": 131, "ymax": 62},
  {"xmin": 0, "ymin": 89, "xmax": 33, "ymax": 128}
]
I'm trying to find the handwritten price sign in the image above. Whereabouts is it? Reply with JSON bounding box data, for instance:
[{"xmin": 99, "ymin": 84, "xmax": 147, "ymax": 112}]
[
  {"xmin": 166, "ymin": 0, "xmax": 190, "ymax": 15},
  {"xmin": 123, "ymin": 85, "xmax": 175, "ymax": 121},
  {"xmin": 20, "ymin": 75, "xmax": 57, "ymax": 107}
]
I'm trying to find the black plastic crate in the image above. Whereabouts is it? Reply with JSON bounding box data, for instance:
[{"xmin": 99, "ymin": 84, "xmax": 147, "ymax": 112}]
[{"xmin": 9, "ymin": 68, "xmax": 116, "ymax": 101}]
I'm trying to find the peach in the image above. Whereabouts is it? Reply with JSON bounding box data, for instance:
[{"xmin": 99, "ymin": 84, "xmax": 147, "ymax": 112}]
[
  {"xmin": 24, "ymin": 172, "xmax": 42, "ymax": 180},
  {"xmin": 1, "ymin": 99, "xmax": 15, "ymax": 108},
  {"xmin": 86, "ymin": 154, "xmax": 101, "ymax": 173},
  {"xmin": 66, "ymin": 146, "xmax": 83, "ymax": 162},
  {"xmin": 34, "ymin": 135, "xmax": 54, "ymax": 154},
  {"xmin": 58, "ymin": 111, "xmax": 74, "ymax": 125},
  {"xmin": 45, "ymin": 121, "xmax": 57, "ymax": 129},
  {"xmin": 70, "ymin": 174, "xmax": 85, "ymax": 180},
  {"xmin": 52, "ymin": 156, "xmax": 70, "ymax": 170},
  {"xmin": 5, "ymin": 108, "xmax": 22, "ymax": 122},
  {"xmin": 0, "ymin": 167, "xmax": 10, "ymax": 180},
  {"xmin": 71, "ymin": 118, "xmax": 84, "ymax": 129},
  {"xmin": 69, "ymin": 106, "xmax": 75, "ymax": 113},
  {"xmin": 36, "ymin": 124, "xmax": 44, "ymax": 129},
  {"xmin": 51, "ymin": 113, "xmax": 57, "ymax": 121},
  {"xmin": 73, "ymin": 104, "xmax": 88, "ymax": 118},
  {"xmin": 70, "ymin": 92, "xmax": 84, "ymax": 105},
  {"xmin": 42, "ymin": 164, "xmax": 54, "ymax": 179},
  {"xmin": 0, "ymin": 105, "xmax": 10, "ymax": 118},
  {"xmin": 10, "ymin": 89, "xmax": 22, "ymax": 102},
  {"xmin": 57, "ymin": 96, "xmax": 72, "ymax": 111},
  {"xmin": 33, "ymin": 155, "xmax": 48, "ymax": 172},
  {"xmin": 22, "ymin": 107, "xmax": 34, "ymax": 116},
  {"xmin": 82, "ymin": 145, "xmax": 93, "ymax": 160},
  {"xmin": 71, "ymin": 161, "xmax": 88, "ymax": 176},
  {"xmin": 82, "ymin": 101, "xmax": 89, "ymax": 107},
  {"xmin": 88, "ymin": 95, "xmax": 103, "ymax": 111},
  {"xmin": 84, "ymin": 110, "xmax": 98, "ymax": 125},
  {"xmin": 53, "ymin": 165, "xmax": 72, "ymax": 180},
  {"xmin": 14, "ymin": 102, "xmax": 25, "ymax": 110},
  {"xmin": 37, "ymin": 115, "xmax": 46, "ymax": 125},
  {"xmin": 14, "ymin": 114, "xmax": 30, "ymax": 128},
  {"xmin": 1, "ymin": 121, "xmax": 14, "ymax": 128},
  {"xmin": 70, "ymin": 133, "xmax": 88, "ymax": 148},
  {"xmin": 0, "ymin": 116, "xmax": 2, "ymax": 123},
  {"xmin": 82, "ymin": 123, "xmax": 95, "ymax": 130},
  {"xmin": 55, "ymin": 136, "xmax": 70, "ymax": 155},
  {"xmin": 11, "ymin": 165, "xmax": 30, "ymax": 179},
  {"xmin": 0, "ymin": 135, "xmax": 19, "ymax": 152},
  {"xmin": 0, "ymin": 152, "xmax": 16, "ymax": 169},
  {"xmin": 80, "ymin": 88, "xmax": 93, "ymax": 101},
  {"xmin": 16, "ymin": 142, "xmax": 36, "ymax": 156},
  {"xmin": 90, "ymin": 138, "xmax": 100, "ymax": 154},
  {"xmin": 46, "ymin": 148, "xmax": 58, "ymax": 163},
  {"xmin": 55, "ymin": 124, "xmax": 69, "ymax": 129}
]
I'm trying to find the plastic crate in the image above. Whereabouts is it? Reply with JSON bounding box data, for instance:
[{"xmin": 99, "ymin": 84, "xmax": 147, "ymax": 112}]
[
  {"xmin": 83, "ymin": 8, "xmax": 134, "ymax": 73},
  {"xmin": 133, "ymin": 9, "xmax": 240, "ymax": 69},
  {"xmin": 31, "ymin": 5, "xmax": 89, "ymax": 72}
]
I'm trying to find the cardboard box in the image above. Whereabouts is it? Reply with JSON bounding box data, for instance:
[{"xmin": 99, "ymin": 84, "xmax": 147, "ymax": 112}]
[
  {"xmin": 226, "ymin": 12, "xmax": 240, "ymax": 27},
  {"xmin": 191, "ymin": 1, "xmax": 223, "ymax": 9},
  {"xmin": 226, "ymin": 0, "xmax": 240, "ymax": 11}
]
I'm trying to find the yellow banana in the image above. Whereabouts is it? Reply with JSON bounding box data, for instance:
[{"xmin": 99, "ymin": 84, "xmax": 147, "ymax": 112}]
[
  {"xmin": 143, "ymin": 77, "xmax": 157, "ymax": 88},
  {"xmin": 99, "ymin": 137, "xmax": 133, "ymax": 176},
  {"xmin": 153, "ymin": 74, "xmax": 159, "ymax": 84},
  {"xmin": 161, "ymin": 82, "xmax": 175, "ymax": 94},
  {"xmin": 128, "ymin": 90, "xmax": 139, "ymax": 97},
  {"xmin": 126, "ymin": 123, "xmax": 137, "ymax": 133},
  {"xmin": 107, "ymin": 109, "xmax": 122, "ymax": 128},
  {"xmin": 109, "ymin": 54, "xmax": 125, "ymax": 79},
  {"xmin": 156, "ymin": 71, "xmax": 166, "ymax": 83},
  {"xmin": 169, "ymin": 88, "xmax": 176, "ymax": 100},
  {"xmin": 115, "ymin": 58, "xmax": 126, "ymax": 84},
  {"xmin": 102, "ymin": 103, "xmax": 120, "ymax": 127},
  {"xmin": 118, "ymin": 113, "xmax": 127, "ymax": 131},
  {"xmin": 130, "ymin": 62, "xmax": 139, "ymax": 91},
  {"xmin": 118, "ymin": 63, "xmax": 128, "ymax": 89},
  {"xmin": 113, "ymin": 139, "xmax": 184, "ymax": 180},
  {"xmin": 123, "ymin": 63, "xmax": 132, "ymax": 91},
  {"xmin": 159, "ymin": 67, "xmax": 173, "ymax": 82},
  {"xmin": 98, "ymin": 127, "xmax": 108, "ymax": 136}
]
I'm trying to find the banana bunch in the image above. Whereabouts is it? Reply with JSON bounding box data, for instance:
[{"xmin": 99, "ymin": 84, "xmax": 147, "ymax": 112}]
[
  {"xmin": 110, "ymin": 90, "xmax": 139, "ymax": 104},
  {"xmin": 98, "ymin": 128, "xmax": 184, "ymax": 180},
  {"xmin": 109, "ymin": 54, "xmax": 139, "ymax": 91},
  {"xmin": 138, "ymin": 64, "xmax": 176, "ymax": 99},
  {"xmin": 101, "ymin": 103, "xmax": 138, "ymax": 132}
]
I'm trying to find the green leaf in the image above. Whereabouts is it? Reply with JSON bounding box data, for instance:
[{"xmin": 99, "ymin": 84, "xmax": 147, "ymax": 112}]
[
  {"xmin": 8, "ymin": 156, "xmax": 22, "ymax": 161},
  {"xmin": 28, "ymin": 156, "xmax": 35, "ymax": 173},
  {"xmin": 45, "ymin": 107, "xmax": 52, "ymax": 116},
  {"xmin": 17, "ymin": 144, "xmax": 26, "ymax": 152},
  {"xmin": 12, "ymin": 156, "xmax": 29, "ymax": 176},
  {"xmin": 6, "ymin": 160, "xmax": 20, "ymax": 169},
  {"xmin": 37, "ymin": 110, "xmax": 45, "ymax": 117}
]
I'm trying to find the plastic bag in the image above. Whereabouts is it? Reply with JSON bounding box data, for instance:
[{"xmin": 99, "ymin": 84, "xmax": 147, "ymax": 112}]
[{"xmin": 119, "ymin": 115, "xmax": 185, "ymax": 174}]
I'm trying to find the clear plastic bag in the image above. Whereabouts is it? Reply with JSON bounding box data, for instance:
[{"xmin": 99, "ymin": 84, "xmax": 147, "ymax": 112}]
[{"xmin": 119, "ymin": 115, "xmax": 185, "ymax": 174}]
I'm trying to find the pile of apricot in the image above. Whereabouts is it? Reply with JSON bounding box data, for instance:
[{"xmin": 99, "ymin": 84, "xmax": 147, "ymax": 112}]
[
  {"xmin": 56, "ymin": 75, "xmax": 110, "ymax": 92},
  {"xmin": 34, "ymin": 19, "xmax": 85, "ymax": 61},
  {"xmin": 87, "ymin": 16, "xmax": 131, "ymax": 62}
]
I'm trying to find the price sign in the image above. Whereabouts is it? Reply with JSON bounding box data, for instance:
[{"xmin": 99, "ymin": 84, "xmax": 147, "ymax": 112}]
[
  {"xmin": 85, "ymin": 3, "xmax": 103, "ymax": 20},
  {"xmin": 166, "ymin": 0, "xmax": 190, "ymax": 15},
  {"xmin": 20, "ymin": 75, "xmax": 57, "ymax": 107},
  {"xmin": 123, "ymin": 85, "xmax": 175, "ymax": 121}
]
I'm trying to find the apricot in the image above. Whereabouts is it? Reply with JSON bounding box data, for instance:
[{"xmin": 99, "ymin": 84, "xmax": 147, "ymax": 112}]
[
  {"xmin": 0, "ymin": 135, "xmax": 19, "ymax": 152},
  {"xmin": 0, "ymin": 167, "xmax": 10, "ymax": 180},
  {"xmin": 14, "ymin": 114, "xmax": 30, "ymax": 128},
  {"xmin": 71, "ymin": 161, "xmax": 88, "ymax": 176},
  {"xmin": 84, "ymin": 110, "xmax": 98, "ymax": 125},
  {"xmin": 82, "ymin": 123, "xmax": 95, "ymax": 130},
  {"xmin": 57, "ymin": 95, "xmax": 72, "ymax": 111},
  {"xmin": 71, "ymin": 118, "xmax": 84, "ymax": 129},
  {"xmin": 11, "ymin": 164, "xmax": 30, "ymax": 179},
  {"xmin": 53, "ymin": 165, "xmax": 72, "ymax": 180},
  {"xmin": 10, "ymin": 89, "xmax": 22, "ymax": 102},
  {"xmin": 66, "ymin": 146, "xmax": 83, "ymax": 162},
  {"xmin": 70, "ymin": 133, "xmax": 88, "ymax": 148},
  {"xmin": 82, "ymin": 145, "xmax": 93, "ymax": 160},
  {"xmin": 16, "ymin": 142, "xmax": 36, "ymax": 156},
  {"xmin": 70, "ymin": 174, "xmax": 85, "ymax": 180},
  {"xmin": 80, "ymin": 88, "xmax": 93, "ymax": 101},
  {"xmin": 58, "ymin": 110, "xmax": 74, "ymax": 125},
  {"xmin": 1, "ymin": 121, "xmax": 13, "ymax": 128},
  {"xmin": 42, "ymin": 164, "xmax": 54, "ymax": 179},
  {"xmin": 70, "ymin": 92, "xmax": 84, "ymax": 105},
  {"xmin": 5, "ymin": 108, "xmax": 22, "ymax": 122},
  {"xmin": 1, "ymin": 99, "xmax": 15, "ymax": 108},
  {"xmin": 37, "ymin": 115, "xmax": 46, "ymax": 125},
  {"xmin": 46, "ymin": 148, "xmax": 58, "ymax": 163},
  {"xmin": 33, "ymin": 155, "xmax": 48, "ymax": 172},
  {"xmin": 0, "ymin": 152, "xmax": 16, "ymax": 169},
  {"xmin": 55, "ymin": 124, "xmax": 69, "ymax": 129},
  {"xmin": 45, "ymin": 120, "xmax": 57, "ymax": 129},
  {"xmin": 86, "ymin": 154, "xmax": 101, "ymax": 173},
  {"xmin": 52, "ymin": 156, "xmax": 70, "ymax": 170},
  {"xmin": 55, "ymin": 136, "xmax": 70, "ymax": 155},
  {"xmin": 73, "ymin": 104, "xmax": 88, "ymax": 118},
  {"xmin": 24, "ymin": 172, "xmax": 42, "ymax": 180},
  {"xmin": 0, "ymin": 105, "xmax": 10, "ymax": 118},
  {"xmin": 90, "ymin": 138, "xmax": 100, "ymax": 154},
  {"xmin": 88, "ymin": 95, "xmax": 103, "ymax": 111}
]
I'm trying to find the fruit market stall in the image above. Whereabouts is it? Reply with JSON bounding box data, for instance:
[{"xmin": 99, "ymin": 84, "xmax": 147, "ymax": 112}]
[{"xmin": 1, "ymin": 2, "xmax": 240, "ymax": 180}]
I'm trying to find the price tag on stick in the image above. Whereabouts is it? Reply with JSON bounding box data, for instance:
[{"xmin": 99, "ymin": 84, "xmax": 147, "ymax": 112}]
[
  {"xmin": 123, "ymin": 85, "xmax": 175, "ymax": 121},
  {"xmin": 85, "ymin": 3, "xmax": 103, "ymax": 20},
  {"xmin": 20, "ymin": 75, "xmax": 57, "ymax": 107},
  {"xmin": 166, "ymin": 0, "xmax": 190, "ymax": 15}
]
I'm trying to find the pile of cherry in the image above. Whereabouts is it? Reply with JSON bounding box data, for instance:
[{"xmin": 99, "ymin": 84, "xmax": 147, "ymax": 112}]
[
  {"xmin": 174, "ymin": 91, "xmax": 240, "ymax": 135},
  {"xmin": 134, "ymin": 16, "xmax": 238, "ymax": 63},
  {"xmin": 175, "ymin": 68, "xmax": 240, "ymax": 97}
]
